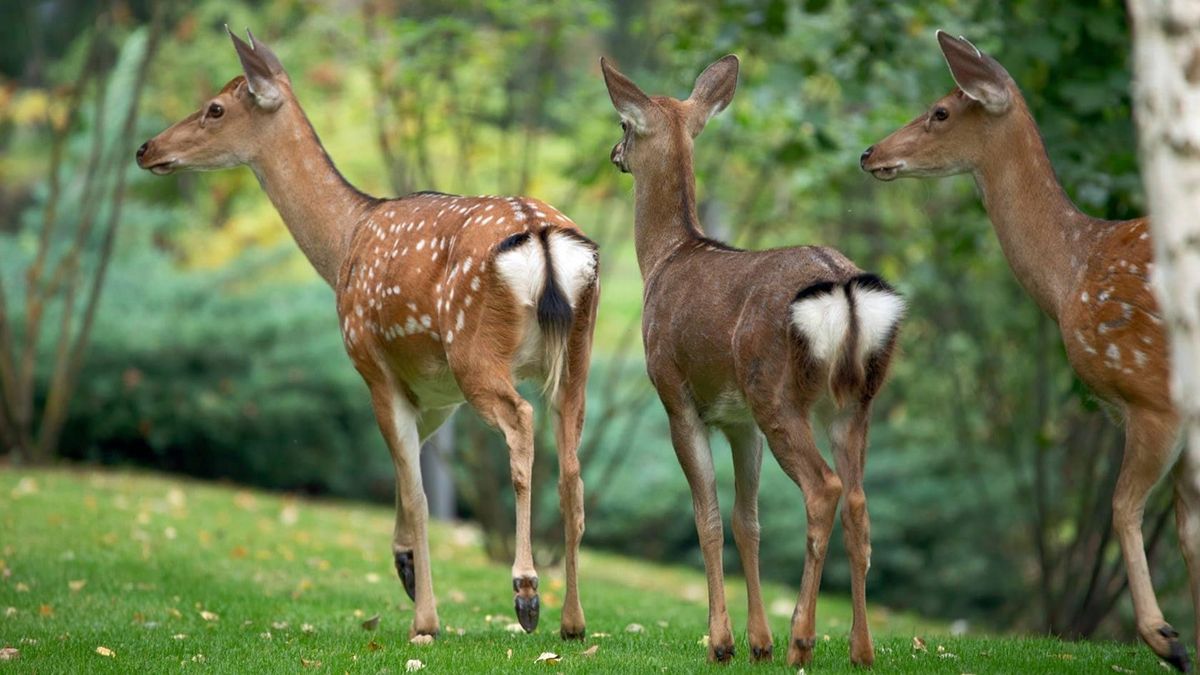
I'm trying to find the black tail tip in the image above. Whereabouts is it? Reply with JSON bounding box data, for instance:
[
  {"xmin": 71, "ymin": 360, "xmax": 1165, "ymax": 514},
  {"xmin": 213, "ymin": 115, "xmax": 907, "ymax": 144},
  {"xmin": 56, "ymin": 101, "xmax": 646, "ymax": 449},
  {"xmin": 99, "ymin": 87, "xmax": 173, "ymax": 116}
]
[
  {"xmin": 847, "ymin": 272, "xmax": 898, "ymax": 295},
  {"xmin": 794, "ymin": 280, "xmax": 839, "ymax": 303}
]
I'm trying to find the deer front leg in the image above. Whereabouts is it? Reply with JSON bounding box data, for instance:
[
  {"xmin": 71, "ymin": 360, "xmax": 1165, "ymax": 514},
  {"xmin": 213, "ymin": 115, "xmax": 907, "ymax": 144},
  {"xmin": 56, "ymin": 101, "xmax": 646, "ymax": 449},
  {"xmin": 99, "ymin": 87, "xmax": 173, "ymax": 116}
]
[
  {"xmin": 830, "ymin": 405, "xmax": 875, "ymax": 667},
  {"xmin": 666, "ymin": 404, "xmax": 733, "ymax": 662},
  {"xmin": 724, "ymin": 423, "xmax": 772, "ymax": 662},
  {"xmin": 1114, "ymin": 409, "xmax": 1188, "ymax": 672},
  {"xmin": 369, "ymin": 385, "xmax": 439, "ymax": 637},
  {"xmin": 760, "ymin": 412, "xmax": 840, "ymax": 668}
]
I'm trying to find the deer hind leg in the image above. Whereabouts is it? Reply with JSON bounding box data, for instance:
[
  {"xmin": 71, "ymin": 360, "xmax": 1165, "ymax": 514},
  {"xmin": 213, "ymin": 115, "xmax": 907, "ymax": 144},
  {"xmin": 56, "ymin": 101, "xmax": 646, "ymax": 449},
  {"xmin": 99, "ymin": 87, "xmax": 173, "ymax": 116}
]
[
  {"xmin": 460, "ymin": 368, "xmax": 540, "ymax": 632},
  {"xmin": 756, "ymin": 405, "xmax": 841, "ymax": 668},
  {"xmin": 829, "ymin": 402, "xmax": 875, "ymax": 667},
  {"xmin": 367, "ymin": 383, "xmax": 439, "ymax": 637},
  {"xmin": 1114, "ymin": 408, "xmax": 1188, "ymax": 671},
  {"xmin": 553, "ymin": 290, "xmax": 596, "ymax": 641},
  {"xmin": 723, "ymin": 422, "xmax": 773, "ymax": 662},
  {"xmin": 1174, "ymin": 439, "xmax": 1200, "ymax": 660}
]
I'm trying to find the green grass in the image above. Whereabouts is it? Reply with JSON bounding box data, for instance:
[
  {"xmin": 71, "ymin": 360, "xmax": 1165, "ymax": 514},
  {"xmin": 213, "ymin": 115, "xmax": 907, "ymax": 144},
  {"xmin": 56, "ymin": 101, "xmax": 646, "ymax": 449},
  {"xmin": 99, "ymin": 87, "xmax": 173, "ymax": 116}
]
[{"xmin": 0, "ymin": 468, "xmax": 1174, "ymax": 673}]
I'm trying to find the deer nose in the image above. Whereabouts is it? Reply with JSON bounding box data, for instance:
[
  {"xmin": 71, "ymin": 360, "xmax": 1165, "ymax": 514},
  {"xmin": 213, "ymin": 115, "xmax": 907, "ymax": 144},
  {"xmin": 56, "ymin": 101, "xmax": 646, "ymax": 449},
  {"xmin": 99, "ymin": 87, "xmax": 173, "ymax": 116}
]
[
  {"xmin": 859, "ymin": 145, "xmax": 874, "ymax": 169},
  {"xmin": 136, "ymin": 142, "xmax": 149, "ymax": 162}
]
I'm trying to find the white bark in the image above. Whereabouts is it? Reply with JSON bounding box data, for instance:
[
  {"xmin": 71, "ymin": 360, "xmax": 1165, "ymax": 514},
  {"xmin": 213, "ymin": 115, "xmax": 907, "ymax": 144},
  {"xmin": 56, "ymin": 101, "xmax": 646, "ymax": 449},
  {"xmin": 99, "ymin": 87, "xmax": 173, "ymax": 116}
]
[{"xmin": 1129, "ymin": 1, "xmax": 1200, "ymax": 445}]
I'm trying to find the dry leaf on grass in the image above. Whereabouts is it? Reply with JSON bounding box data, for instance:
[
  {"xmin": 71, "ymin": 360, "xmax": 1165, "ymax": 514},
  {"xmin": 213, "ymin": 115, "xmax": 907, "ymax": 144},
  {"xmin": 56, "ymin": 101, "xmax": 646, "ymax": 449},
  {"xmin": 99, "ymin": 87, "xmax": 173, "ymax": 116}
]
[
  {"xmin": 172, "ymin": 634, "xmax": 186, "ymax": 640},
  {"xmin": 300, "ymin": 657, "xmax": 321, "ymax": 668},
  {"xmin": 366, "ymin": 640, "xmax": 382, "ymax": 652},
  {"xmin": 4, "ymin": 607, "xmax": 16, "ymax": 617},
  {"xmin": 504, "ymin": 623, "xmax": 523, "ymax": 633},
  {"xmin": 534, "ymin": 652, "xmax": 561, "ymax": 665},
  {"xmin": 698, "ymin": 635, "xmax": 710, "ymax": 647},
  {"xmin": 912, "ymin": 636, "xmax": 927, "ymax": 652},
  {"xmin": 199, "ymin": 610, "xmax": 218, "ymax": 622},
  {"xmin": 39, "ymin": 605, "xmax": 53, "ymax": 617},
  {"xmin": 95, "ymin": 646, "xmax": 115, "ymax": 657},
  {"xmin": 625, "ymin": 623, "xmax": 645, "ymax": 633},
  {"xmin": 506, "ymin": 648, "xmax": 512, "ymax": 660},
  {"xmin": 15, "ymin": 583, "xmax": 28, "ymax": 593},
  {"xmin": 590, "ymin": 632, "xmax": 610, "ymax": 638},
  {"xmin": 410, "ymin": 634, "xmax": 434, "ymax": 646},
  {"xmin": 582, "ymin": 645, "xmax": 599, "ymax": 657},
  {"xmin": 361, "ymin": 614, "xmax": 380, "ymax": 631},
  {"xmin": 301, "ymin": 623, "xmax": 315, "ymax": 634},
  {"xmin": 1111, "ymin": 666, "xmax": 1134, "ymax": 674},
  {"xmin": 0, "ymin": 648, "xmax": 18, "ymax": 661},
  {"xmin": 405, "ymin": 658, "xmax": 425, "ymax": 672},
  {"xmin": 68, "ymin": 580, "xmax": 86, "ymax": 592}
]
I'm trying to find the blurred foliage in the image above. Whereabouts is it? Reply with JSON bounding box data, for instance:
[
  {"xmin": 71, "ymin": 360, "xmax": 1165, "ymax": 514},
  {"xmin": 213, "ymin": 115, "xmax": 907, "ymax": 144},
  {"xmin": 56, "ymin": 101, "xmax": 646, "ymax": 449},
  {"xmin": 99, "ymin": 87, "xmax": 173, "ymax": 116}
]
[{"xmin": 0, "ymin": 0, "xmax": 1188, "ymax": 644}]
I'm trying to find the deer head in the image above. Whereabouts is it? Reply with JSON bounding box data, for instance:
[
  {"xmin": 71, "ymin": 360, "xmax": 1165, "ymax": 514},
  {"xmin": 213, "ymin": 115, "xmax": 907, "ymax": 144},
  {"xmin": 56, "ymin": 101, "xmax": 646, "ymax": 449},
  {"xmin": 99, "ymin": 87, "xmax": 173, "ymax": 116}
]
[
  {"xmin": 861, "ymin": 31, "xmax": 1017, "ymax": 181},
  {"xmin": 600, "ymin": 55, "xmax": 738, "ymax": 175},
  {"xmin": 136, "ymin": 28, "xmax": 291, "ymax": 174}
]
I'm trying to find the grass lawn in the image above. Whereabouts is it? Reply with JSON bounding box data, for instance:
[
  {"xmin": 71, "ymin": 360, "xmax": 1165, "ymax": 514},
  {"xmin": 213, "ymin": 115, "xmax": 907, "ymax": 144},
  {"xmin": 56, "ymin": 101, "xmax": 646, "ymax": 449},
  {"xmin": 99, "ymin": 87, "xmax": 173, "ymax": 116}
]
[{"xmin": 0, "ymin": 467, "xmax": 1176, "ymax": 673}]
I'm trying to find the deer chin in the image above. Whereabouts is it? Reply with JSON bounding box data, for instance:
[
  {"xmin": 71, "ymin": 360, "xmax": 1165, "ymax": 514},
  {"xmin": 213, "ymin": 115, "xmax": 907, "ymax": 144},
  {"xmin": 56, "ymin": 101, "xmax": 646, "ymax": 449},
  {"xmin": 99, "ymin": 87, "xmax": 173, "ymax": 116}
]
[
  {"xmin": 866, "ymin": 161, "xmax": 905, "ymax": 181},
  {"xmin": 147, "ymin": 159, "xmax": 180, "ymax": 175}
]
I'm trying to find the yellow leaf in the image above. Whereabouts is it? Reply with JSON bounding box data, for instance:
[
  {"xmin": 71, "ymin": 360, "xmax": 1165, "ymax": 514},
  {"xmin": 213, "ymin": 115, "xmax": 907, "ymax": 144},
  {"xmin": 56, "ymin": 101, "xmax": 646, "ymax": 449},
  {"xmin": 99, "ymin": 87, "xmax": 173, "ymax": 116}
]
[
  {"xmin": 366, "ymin": 640, "xmax": 382, "ymax": 652},
  {"xmin": 95, "ymin": 646, "xmax": 115, "ymax": 658},
  {"xmin": 0, "ymin": 648, "xmax": 18, "ymax": 661},
  {"xmin": 582, "ymin": 645, "xmax": 599, "ymax": 657},
  {"xmin": 912, "ymin": 636, "xmax": 927, "ymax": 652},
  {"xmin": 199, "ymin": 610, "xmax": 219, "ymax": 622},
  {"xmin": 300, "ymin": 657, "xmax": 321, "ymax": 668},
  {"xmin": 39, "ymin": 604, "xmax": 53, "ymax": 617},
  {"xmin": 68, "ymin": 580, "xmax": 86, "ymax": 592},
  {"xmin": 625, "ymin": 623, "xmax": 644, "ymax": 633},
  {"xmin": 534, "ymin": 652, "xmax": 561, "ymax": 665}
]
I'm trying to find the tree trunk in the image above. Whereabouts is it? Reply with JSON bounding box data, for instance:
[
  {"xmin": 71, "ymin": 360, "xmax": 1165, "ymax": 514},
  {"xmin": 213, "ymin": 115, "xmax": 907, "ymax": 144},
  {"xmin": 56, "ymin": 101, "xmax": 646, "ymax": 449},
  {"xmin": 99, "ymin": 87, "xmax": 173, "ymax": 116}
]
[{"xmin": 1128, "ymin": 2, "xmax": 1200, "ymax": 456}]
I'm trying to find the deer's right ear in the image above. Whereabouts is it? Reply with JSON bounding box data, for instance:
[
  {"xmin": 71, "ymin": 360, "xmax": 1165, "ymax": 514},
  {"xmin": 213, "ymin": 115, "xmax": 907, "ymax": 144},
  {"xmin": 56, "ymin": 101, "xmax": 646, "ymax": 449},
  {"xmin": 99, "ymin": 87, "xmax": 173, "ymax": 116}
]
[
  {"xmin": 228, "ymin": 26, "xmax": 284, "ymax": 111},
  {"xmin": 937, "ymin": 30, "xmax": 1011, "ymax": 114},
  {"xmin": 601, "ymin": 57, "xmax": 651, "ymax": 133}
]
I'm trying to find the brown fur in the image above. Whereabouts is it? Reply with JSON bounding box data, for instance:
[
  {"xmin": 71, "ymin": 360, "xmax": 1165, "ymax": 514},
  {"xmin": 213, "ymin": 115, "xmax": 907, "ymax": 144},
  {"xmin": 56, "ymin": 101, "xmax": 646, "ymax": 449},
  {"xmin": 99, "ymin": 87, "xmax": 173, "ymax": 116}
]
[
  {"xmin": 863, "ymin": 31, "xmax": 1194, "ymax": 670},
  {"xmin": 138, "ymin": 31, "xmax": 598, "ymax": 641},
  {"xmin": 604, "ymin": 55, "xmax": 902, "ymax": 667}
]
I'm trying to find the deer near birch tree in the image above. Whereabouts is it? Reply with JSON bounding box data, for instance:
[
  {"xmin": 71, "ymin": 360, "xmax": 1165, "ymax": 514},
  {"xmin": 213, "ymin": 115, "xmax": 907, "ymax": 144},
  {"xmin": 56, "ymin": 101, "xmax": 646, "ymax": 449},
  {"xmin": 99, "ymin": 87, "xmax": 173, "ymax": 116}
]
[
  {"xmin": 861, "ymin": 31, "xmax": 1194, "ymax": 671},
  {"xmin": 602, "ymin": 55, "xmax": 904, "ymax": 667},
  {"xmin": 136, "ymin": 29, "xmax": 600, "ymax": 641}
]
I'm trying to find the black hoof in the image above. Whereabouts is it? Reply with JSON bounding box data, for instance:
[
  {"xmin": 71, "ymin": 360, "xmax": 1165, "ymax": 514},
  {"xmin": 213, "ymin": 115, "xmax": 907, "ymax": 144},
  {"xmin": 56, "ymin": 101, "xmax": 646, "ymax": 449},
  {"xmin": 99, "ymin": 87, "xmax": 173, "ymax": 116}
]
[
  {"xmin": 1159, "ymin": 625, "xmax": 1192, "ymax": 673},
  {"xmin": 513, "ymin": 577, "xmax": 539, "ymax": 633},
  {"xmin": 394, "ymin": 550, "xmax": 415, "ymax": 601},
  {"xmin": 751, "ymin": 645, "xmax": 773, "ymax": 662},
  {"xmin": 561, "ymin": 626, "xmax": 586, "ymax": 641},
  {"xmin": 712, "ymin": 644, "xmax": 734, "ymax": 663}
]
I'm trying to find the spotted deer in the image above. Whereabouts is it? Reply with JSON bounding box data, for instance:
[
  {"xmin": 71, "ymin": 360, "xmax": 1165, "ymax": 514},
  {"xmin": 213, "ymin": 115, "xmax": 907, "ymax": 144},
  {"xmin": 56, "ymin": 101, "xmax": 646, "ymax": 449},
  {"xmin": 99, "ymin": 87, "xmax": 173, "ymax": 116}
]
[
  {"xmin": 862, "ymin": 31, "xmax": 1195, "ymax": 672},
  {"xmin": 602, "ymin": 55, "xmax": 904, "ymax": 667},
  {"xmin": 136, "ymin": 29, "xmax": 599, "ymax": 641}
]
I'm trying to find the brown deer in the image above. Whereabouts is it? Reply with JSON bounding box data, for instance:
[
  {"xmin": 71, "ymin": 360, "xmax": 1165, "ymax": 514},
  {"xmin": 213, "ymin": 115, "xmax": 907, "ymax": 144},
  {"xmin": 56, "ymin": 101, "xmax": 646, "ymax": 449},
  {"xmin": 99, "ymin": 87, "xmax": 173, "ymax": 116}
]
[
  {"xmin": 862, "ymin": 31, "xmax": 1195, "ymax": 672},
  {"xmin": 136, "ymin": 29, "xmax": 600, "ymax": 641},
  {"xmin": 602, "ymin": 55, "xmax": 904, "ymax": 667}
]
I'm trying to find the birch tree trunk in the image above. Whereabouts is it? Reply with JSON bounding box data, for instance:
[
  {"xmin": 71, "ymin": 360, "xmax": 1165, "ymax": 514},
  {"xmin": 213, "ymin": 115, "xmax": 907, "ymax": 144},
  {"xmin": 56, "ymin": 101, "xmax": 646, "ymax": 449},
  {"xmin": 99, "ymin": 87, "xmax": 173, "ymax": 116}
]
[{"xmin": 1128, "ymin": 1, "xmax": 1200, "ymax": 454}]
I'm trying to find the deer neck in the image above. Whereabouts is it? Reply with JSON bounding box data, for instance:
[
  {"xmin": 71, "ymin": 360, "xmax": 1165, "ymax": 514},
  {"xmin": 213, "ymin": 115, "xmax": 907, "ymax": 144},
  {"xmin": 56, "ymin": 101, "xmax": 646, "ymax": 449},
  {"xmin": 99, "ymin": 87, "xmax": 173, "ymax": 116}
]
[
  {"xmin": 972, "ymin": 102, "xmax": 1093, "ymax": 322},
  {"xmin": 632, "ymin": 139, "xmax": 706, "ymax": 282},
  {"xmin": 248, "ymin": 100, "xmax": 375, "ymax": 287}
]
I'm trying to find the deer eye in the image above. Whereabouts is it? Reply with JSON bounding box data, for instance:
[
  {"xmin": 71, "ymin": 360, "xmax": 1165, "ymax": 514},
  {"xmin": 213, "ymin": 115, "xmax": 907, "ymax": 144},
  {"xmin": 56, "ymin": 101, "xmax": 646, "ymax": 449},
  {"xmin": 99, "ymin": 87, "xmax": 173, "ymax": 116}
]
[
  {"xmin": 207, "ymin": 102, "xmax": 225, "ymax": 119},
  {"xmin": 933, "ymin": 107, "xmax": 949, "ymax": 122},
  {"xmin": 619, "ymin": 120, "xmax": 629, "ymax": 132}
]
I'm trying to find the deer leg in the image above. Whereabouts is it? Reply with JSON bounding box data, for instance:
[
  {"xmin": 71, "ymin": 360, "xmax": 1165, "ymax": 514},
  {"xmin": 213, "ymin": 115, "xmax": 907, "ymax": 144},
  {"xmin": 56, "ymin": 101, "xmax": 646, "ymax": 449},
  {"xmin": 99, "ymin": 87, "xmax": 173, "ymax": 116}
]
[
  {"xmin": 463, "ymin": 376, "xmax": 540, "ymax": 632},
  {"xmin": 829, "ymin": 404, "xmax": 875, "ymax": 667},
  {"xmin": 724, "ymin": 423, "xmax": 773, "ymax": 662},
  {"xmin": 554, "ymin": 318, "xmax": 594, "ymax": 641},
  {"xmin": 759, "ymin": 411, "xmax": 841, "ymax": 668},
  {"xmin": 368, "ymin": 384, "xmax": 438, "ymax": 637},
  {"xmin": 666, "ymin": 404, "xmax": 732, "ymax": 662},
  {"xmin": 1114, "ymin": 409, "xmax": 1188, "ymax": 671},
  {"xmin": 1174, "ymin": 441, "xmax": 1200, "ymax": 659}
]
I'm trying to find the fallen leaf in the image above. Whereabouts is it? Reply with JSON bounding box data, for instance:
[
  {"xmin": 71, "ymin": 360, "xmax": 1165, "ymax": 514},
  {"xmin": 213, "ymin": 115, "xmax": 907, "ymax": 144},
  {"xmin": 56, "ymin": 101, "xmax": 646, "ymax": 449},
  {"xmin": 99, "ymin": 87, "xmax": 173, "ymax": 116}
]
[
  {"xmin": 534, "ymin": 652, "xmax": 561, "ymax": 665},
  {"xmin": 39, "ymin": 604, "xmax": 53, "ymax": 617},
  {"xmin": 0, "ymin": 648, "xmax": 18, "ymax": 661},
  {"xmin": 361, "ymin": 614, "xmax": 380, "ymax": 631},
  {"xmin": 191, "ymin": 654, "xmax": 205, "ymax": 663},
  {"xmin": 582, "ymin": 645, "xmax": 599, "ymax": 657},
  {"xmin": 405, "ymin": 659, "xmax": 425, "ymax": 672},
  {"xmin": 199, "ymin": 610, "xmax": 219, "ymax": 622},
  {"xmin": 1056, "ymin": 654, "xmax": 1075, "ymax": 660},
  {"xmin": 912, "ymin": 636, "xmax": 927, "ymax": 652},
  {"xmin": 410, "ymin": 635, "xmax": 433, "ymax": 646},
  {"xmin": 173, "ymin": 634, "xmax": 187, "ymax": 640},
  {"xmin": 230, "ymin": 546, "xmax": 248, "ymax": 559},
  {"xmin": 5, "ymin": 607, "xmax": 17, "ymax": 617},
  {"xmin": 366, "ymin": 640, "xmax": 382, "ymax": 652},
  {"xmin": 625, "ymin": 623, "xmax": 645, "ymax": 633},
  {"xmin": 1111, "ymin": 666, "xmax": 1134, "ymax": 674},
  {"xmin": 365, "ymin": 573, "xmax": 381, "ymax": 584},
  {"xmin": 300, "ymin": 657, "xmax": 321, "ymax": 668},
  {"xmin": 505, "ymin": 623, "xmax": 523, "ymax": 633},
  {"xmin": 272, "ymin": 621, "xmax": 289, "ymax": 630},
  {"xmin": 301, "ymin": 623, "xmax": 315, "ymax": 634},
  {"xmin": 168, "ymin": 607, "xmax": 183, "ymax": 619},
  {"xmin": 698, "ymin": 635, "xmax": 710, "ymax": 647},
  {"xmin": 68, "ymin": 580, "xmax": 86, "ymax": 592},
  {"xmin": 591, "ymin": 632, "xmax": 610, "ymax": 638},
  {"xmin": 15, "ymin": 583, "xmax": 28, "ymax": 593},
  {"xmin": 506, "ymin": 648, "xmax": 512, "ymax": 659},
  {"xmin": 95, "ymin": 646, "xmax": 115, "ymax": 657}
]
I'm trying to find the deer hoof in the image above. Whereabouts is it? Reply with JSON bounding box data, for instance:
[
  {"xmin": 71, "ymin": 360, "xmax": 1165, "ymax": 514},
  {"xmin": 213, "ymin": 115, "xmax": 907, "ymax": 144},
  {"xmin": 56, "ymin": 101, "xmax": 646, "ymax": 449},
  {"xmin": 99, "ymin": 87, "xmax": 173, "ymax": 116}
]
[
  {"xmin": 513, "ymin": 576, "xmax": 539, "ymax": 633},
  {"xmin": 1158, "ymin": 625, "xmax": 1191, "ymax": 673},
  {"xmin": 394, "ymin": 550, "xmax": 416, "ymax": 601},
  {"xmin": 750, "ymin": 644, "xmax": 773, "ymax": 662},
  {"xmin": 710, "ymin": 643, "xmax": 734, "ymax": 663},
  {"xmin": 789, "ymin": 637, "xmax": 816, "ymax": 667},
  {"xmin": 560, "ymin": 625, "xmax": 586, "ymax": 641}
]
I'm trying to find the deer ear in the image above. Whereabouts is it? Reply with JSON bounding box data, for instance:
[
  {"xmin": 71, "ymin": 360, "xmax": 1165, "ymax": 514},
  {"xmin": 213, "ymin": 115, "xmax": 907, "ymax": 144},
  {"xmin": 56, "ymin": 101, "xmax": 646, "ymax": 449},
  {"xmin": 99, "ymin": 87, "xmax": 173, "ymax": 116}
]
[
  {"xmin": 687, "ymin": 54, "xmax": 738, "ymax": 134},
  {"xmin": 228, "ymin": 25, "xmax": 284, "ymax": 111},
  {"xmin": 937, "ymin": 30, "xmax": 1011, "ymax": 114},
  {"xmin": 601, "ymin": 57, "xmax": 652, "ymax": 133}
]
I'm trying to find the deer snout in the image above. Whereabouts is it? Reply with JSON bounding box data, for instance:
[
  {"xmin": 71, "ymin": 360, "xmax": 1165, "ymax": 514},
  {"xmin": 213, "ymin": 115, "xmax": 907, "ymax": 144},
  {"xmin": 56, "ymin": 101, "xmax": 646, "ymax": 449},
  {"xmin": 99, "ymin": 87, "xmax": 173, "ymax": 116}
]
[
  {"xmin": 610, "ymin": 142, "xmax": 629, "ymax": 173},
  {"xmin": 859, "ymin": 145, "xmax": 874, "ymax": 169},
  {"xmin": 136, "ymin": 141, "xmax": 149, "ymax": 165}
]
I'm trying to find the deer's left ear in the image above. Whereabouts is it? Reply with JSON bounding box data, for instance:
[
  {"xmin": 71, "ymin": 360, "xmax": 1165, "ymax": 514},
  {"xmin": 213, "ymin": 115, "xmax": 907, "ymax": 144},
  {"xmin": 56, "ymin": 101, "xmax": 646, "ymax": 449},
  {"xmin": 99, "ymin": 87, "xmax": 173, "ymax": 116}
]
[
  {"xmin": 601, "ymin": 57, "xmax": 652, "ymax": 133},
  {"xmin": 686, "ymin": 55, "xmax": 738, "ymax": 135},
  {"xmin": 228, "ymin": 26, "xmax": 284, "ymax": 111},
  {"xmin": 937, "ymin": 31, "xmax": 1011, "ymax": 114}
]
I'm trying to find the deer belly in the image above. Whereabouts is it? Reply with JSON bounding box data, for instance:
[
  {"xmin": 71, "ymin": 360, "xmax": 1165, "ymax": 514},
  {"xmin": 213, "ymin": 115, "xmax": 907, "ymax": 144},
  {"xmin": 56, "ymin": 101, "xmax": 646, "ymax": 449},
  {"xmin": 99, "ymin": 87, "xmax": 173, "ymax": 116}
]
[{"xmin": 701, "ymin": 388, "xmax": 754, "ymax": 426}]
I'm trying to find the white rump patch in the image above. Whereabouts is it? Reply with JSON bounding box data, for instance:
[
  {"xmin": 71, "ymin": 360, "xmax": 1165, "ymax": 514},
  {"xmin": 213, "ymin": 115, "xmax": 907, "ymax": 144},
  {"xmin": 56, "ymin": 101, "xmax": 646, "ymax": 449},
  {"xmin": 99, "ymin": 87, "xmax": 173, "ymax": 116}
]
[
  {"xmin": 852, "ymin": 284, "xmax": 905, "ymax": 359},
  {"xmin": 494, "ymin": 235, "xmax": 545, "ymax": 308},
  {"xmin": 547, "ymin": 231, "xmax": 598, "ymax": 308},
  {"xmin": 791, "ymin": 287, "xmax": 850, "ymax": 363}
]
